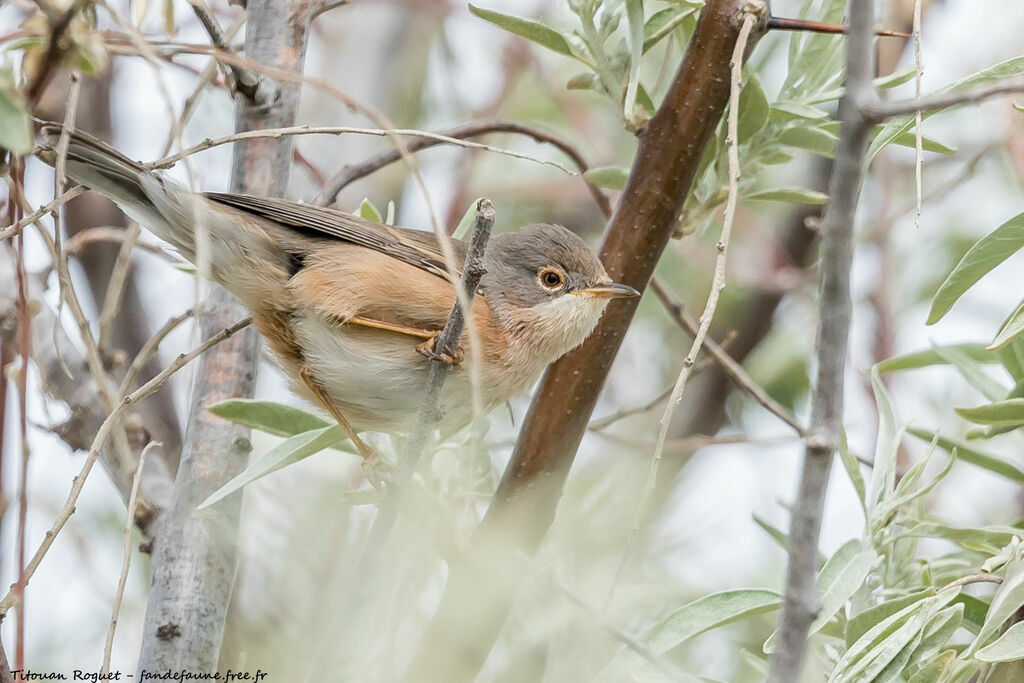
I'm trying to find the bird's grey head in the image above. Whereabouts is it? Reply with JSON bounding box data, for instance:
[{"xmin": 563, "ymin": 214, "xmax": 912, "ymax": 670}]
[{"xmin": 480, "ymin": 224, "xmax": 638, "ymax": 360}]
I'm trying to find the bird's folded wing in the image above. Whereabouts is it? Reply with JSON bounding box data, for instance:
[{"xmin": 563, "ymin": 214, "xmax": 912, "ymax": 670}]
[
  {"xmin": 205, "ymin": 192, "xmax": 467, "ymax": 282},
  {"xmin": 288, "ymin": 243, "xmax": 495, "ymax": 340}
]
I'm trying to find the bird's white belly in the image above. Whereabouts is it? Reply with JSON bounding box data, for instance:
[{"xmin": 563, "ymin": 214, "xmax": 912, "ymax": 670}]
[{"xmin": 291, "ymin": 312, "xmax": 524, "ymax": 434}]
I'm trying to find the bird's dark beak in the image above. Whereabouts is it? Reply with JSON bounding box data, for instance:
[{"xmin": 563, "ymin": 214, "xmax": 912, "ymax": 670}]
[{"xmin": 574, "ymin": 282, "xmax": 641, "ymax": 299}]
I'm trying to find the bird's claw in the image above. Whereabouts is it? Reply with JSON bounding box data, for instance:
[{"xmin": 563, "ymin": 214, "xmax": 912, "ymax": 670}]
[
  {"xmin": 360, "ymin": 449, "xmax": 388, "ymax": 494},
  {"xmin": 416, "ymin": 336, "xmax": 464, "ymax": 367}
]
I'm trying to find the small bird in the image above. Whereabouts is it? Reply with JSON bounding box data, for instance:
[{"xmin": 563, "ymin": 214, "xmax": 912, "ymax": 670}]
[{"xmin": 36, "ymin": 126, "xmax": 638, "ymax": 452}]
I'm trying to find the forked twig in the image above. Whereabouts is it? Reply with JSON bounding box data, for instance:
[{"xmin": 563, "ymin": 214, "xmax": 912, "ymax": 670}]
[{"xmin": 0, "ymin": 317, "xmax": 251, "ymax": 618}]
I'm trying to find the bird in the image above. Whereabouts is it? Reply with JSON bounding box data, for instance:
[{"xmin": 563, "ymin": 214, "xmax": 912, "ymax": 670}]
[{"xmin": 34, "ymin": 125, "xmax": 639, "ymax": 457}]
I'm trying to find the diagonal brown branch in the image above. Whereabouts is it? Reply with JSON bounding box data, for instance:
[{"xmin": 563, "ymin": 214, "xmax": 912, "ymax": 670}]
[{"xmin": 405, "ymin": 2, "xmax": 769, "ymax": 680}]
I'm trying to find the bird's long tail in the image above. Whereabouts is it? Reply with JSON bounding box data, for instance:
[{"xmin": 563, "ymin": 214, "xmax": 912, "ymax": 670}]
[
  {"xmin": 37, "ymin": 124, "xmax": 210, "ymax": 264},
  {"xmin": 33, "ymin": 125, "xmax": 298, "ymax": 312}
]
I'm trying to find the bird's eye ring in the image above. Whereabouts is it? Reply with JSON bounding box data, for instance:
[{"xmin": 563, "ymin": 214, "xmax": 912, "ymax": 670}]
[{"xmin": 539, "ymin": 269, "xmax": 564, "ymax": 289}]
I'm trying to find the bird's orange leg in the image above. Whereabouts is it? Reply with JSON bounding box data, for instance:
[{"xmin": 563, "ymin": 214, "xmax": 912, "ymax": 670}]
[
  {"xmin": 343, "ymin": 316, "xmax": 463, "ymax": 367},
  {"xmin": 299, "ymin": 367, "xmax": 384, "ymax": 487}
]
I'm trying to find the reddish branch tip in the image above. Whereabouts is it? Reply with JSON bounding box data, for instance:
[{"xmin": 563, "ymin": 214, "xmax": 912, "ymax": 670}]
[{"xmin": 767, "ymin": 16, "xmax": 911, "ymax": 39}]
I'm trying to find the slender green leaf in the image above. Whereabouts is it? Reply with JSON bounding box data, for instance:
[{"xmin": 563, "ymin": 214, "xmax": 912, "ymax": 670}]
[
  {"xmin": 976, "ymin": 621, "xmax": 1024, "ymax": 662},
  {"xmin": 0, "ymin": 68, "xmax": 33, "ymax": 155},
  {"xmin": 991, "ymin": 299, "xmax": 1024, "ymax": 350},
  {"xmin": 358, "ymin": 198, "xmax": 382, "ymax": 222},
  {"xmin": 871, "ymin": 56, "xmax": 1024, "ymax": 161},
  {"xmin": 908, "ymin": 427, "xmax": 1024, "ymax": 484},
  {"xmin": 933, "ymin": 344, "xmax": 1008, "ymax": 401},
  {"xmin": 623, "ymin": 0, "xmax": 644, "ymax": 121},
  {"xmin": 770, "ymin": 101, "xmax": 829, "ymax": 121},
  {"xmin": 468, "ymin": 5, "xmax": 578, "ymax": 59},
  {"xmin": 830, "ymin": 590, "xmax": 960, "ymax": 682},
  {"xmin": 954, "ymin": 593, "xmax": 990, "ymax": 635},
  {"xmin": 890, "ymin": 129, "xmax": 957, "ymax": 155},
  {"xmin": 197, "ymin": 425, "xmax": 346, "ymax": 509},
  {"xmin": 902, "ymin": 521, "xmax": 1021, "ymax": 552},
  {"xmin": 955, "ymin": 399, "xmax": 1024, "ymax": 428},
  {"xmin": 875, "ymin": 344, "xmax": 996, "ymax": 373},
  {"xmin": 907, "ymin": 603, "xmax": 963, "ymax": 669},
  {"xmin": 584, "ymin": 165, "xmax": 629, "ymax": 190},
  {"xmin": 208, "ymin": 399, "xmax": 331, "ymax": 437},
  {"xmin": 808, "ymin": 66, "xmax": 918, "ymax": 104},
  {"xmin": 777, "ymin": 125, "xmax": 838, "ymax": 156},
  {"xmin": 869, "ymin": 367, "xmax": 900, "ymax": 510},
  {"xmin": 752, "ymin": 514, "xmax": 788, "ymax": 552},
  {"xmin": 907, "ymin": 650, "xmax": 956, "ymax": 683},
  {"xmin": 810, "ymin": 542, "xmax": 877, "ymax": 634},
  {"xmin": 969, "ymin": 556, "xmax": 1024, "ymax": 656},
  {"xmin": 764, "ymin": 541, "xmax": 870, "ymax": 652},
  {"xmin": 745, "ymin": 187, "xmax": 828, "ymax": 205},
  {"xmin": 846, "ymin": 589, "xmax": 937, "ymax": 647},
  {"xmin": 636, "ymin": 82, "xmax": 656, "ymax": 115},
  {"xmin": 737, "ymin": 75, "xmax": 770, "ymax": 140},
  {"xmin": 642, "ymin": 5, "xmax": 697, "ymax": 53},
  {"xmin": 838, "ymin": 429, "xmax": 867, "ymax": 511},
  {"xmin": 452, "ymin": 198, "xmax": 482, "ymax": 240},
  {"xmin": 646, "ymin": 589, "xmax": 782, "ymax": 655},
  {"xmin": 929, "ymin": 212, "xmax": 1024, "ymax": 324}
]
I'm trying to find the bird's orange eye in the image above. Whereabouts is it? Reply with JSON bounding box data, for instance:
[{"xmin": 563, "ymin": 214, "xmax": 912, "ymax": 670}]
[{"xmin": 539, "ymin": 269, "xmax": 563, "ymax": 289}]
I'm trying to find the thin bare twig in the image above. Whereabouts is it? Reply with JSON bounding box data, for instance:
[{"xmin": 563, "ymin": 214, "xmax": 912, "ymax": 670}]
[
  {"xmin": 187, "ymin": 0, "xmax": 261, "ymax": 100},
  {"xmin": 97, "ymin": 222, "xmax": 141, "ymax": 358},
  {"xmin": 101, "ymin": 440, "xmax": 158, "ymax": 675},
  {"xmin": 912, "ymin": 0, "xmax": 923, "ymax": 231},
  {"xmin": 402, "ymin": 199, "xmax": 495, "ymax": 467},
  {"xmin": 160, "ymin": 14, "xmax": 247, "ymax": 158},
  {"xmin": 314, "ymin": 120, "xmax": 607, "ymax": 213},
  {"xmin": 942, "ymin": 572, "xmax": 1003, "ymax": 591},
  {"xmin": 587, "ymin": 385, "xmax": 674, "ymax": 431},
  {"xmin": 118, "ymin": 310, "xmax": 196, "ymax": 396},
  {"xmin": 30, "ymin": 208, "xmax": 136, "ymax": 475},
  {"xmin": 147, "ymin": 125, "xmax": 576, "ymax": 177},
  {"xmin": 0, "ymin": 317, "xmax": 251, "ymax": 618},
  {"xmin": 0, "ymin": 187, "xmax": 84, "ymax": 243},
  {"xmin": 25, "ymin": 0, "xmax": 90, "ymax": 103},
  {"xmin": 49, "ymin": 73, "xmax": 84, "ymax": 380},
  {"xmin": 10, "ymin": 160, "xmax": 29, "ymax": 673},
  {"xmin": 63, "ymin": 226, "xmax": 180, "ymax": 263},
  {"xmin": 768, "ymin": 0, "xmax": 878, "ymax": 678},
  {"xmin": 650, "ymin": 279, "xmax": 805, "ymax": 435},
  {"xmin": 868, "ymin": 77, "xmax": 1024, "ymax": 120}
]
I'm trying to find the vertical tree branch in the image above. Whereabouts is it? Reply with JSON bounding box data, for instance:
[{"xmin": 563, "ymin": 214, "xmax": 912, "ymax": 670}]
[
  {"xmin": 407, "ymin": 3, "xmax": 767, "ymax": 680},
  {"xmin": 767, "ymin": 1, "xmax": 877, "ymax": 680},
  {"xmin": 136, "ymin": 0, "xmax": 313, "ymax": 673}
]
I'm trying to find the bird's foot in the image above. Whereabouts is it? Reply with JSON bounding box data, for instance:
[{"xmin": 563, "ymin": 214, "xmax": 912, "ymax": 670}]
[{"xmin": 416, "ymin": 336, "xmax": 464, "ymax": 367}]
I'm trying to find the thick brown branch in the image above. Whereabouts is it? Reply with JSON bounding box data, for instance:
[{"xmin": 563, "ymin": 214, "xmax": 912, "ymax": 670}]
[{"xmin": 406, "ymin": 2, "xmax": 768, "ymax": 680}]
